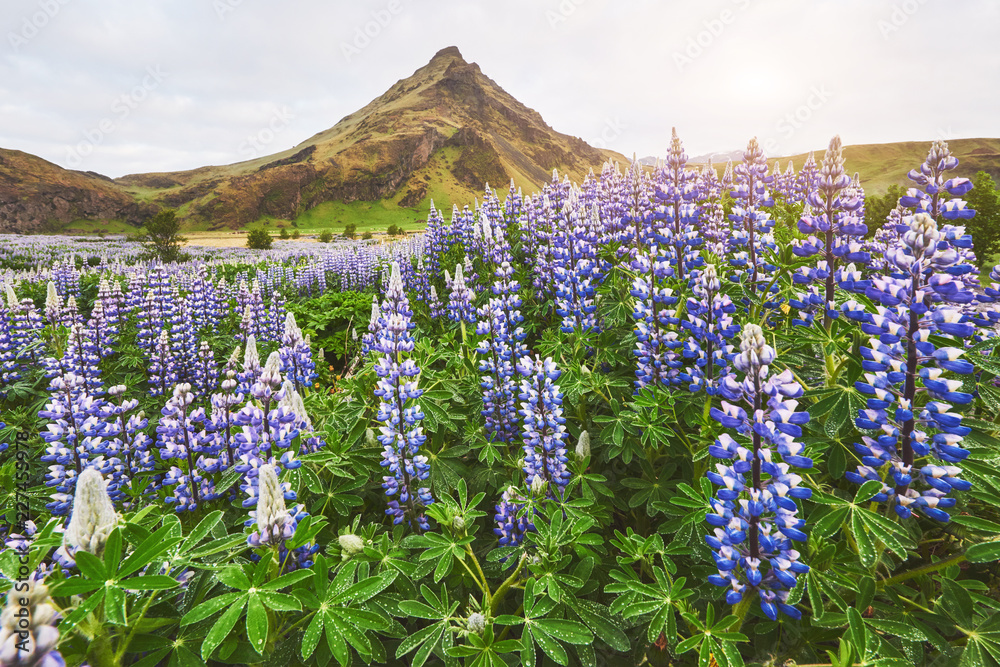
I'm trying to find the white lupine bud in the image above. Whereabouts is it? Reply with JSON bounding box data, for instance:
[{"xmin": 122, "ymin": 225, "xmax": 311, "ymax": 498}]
[
  {"xmin": 467, "ymin": 612, "xmax": 486, "ymax": 634},
  {"xmin": 256, "ymin": 464, "xmax": 290, "ymax": 541},
  {"xmin": 44, "ymin": 281, "xmax": 61, "ymax": 322},
  {"xmin": 64, "ymin": 468, "xmax": 118, "ymax": 557},
  {"xmin": 452, "ymin": 516, "xmax": 466, "ymax": 531},
  {"xmin": 228, "ymin": 345, "xmax": 241, "ymax": 368},
  {"xmin": 261, "ymin": 352, "xmax": 283, "ymax": 385},
  {"xmin": 365, "ymin": 428, "xmax": 377, "ymax": 447},
  {"xmin": 576, "ymin": 431, "xmax": 591, "ymax": 460},
  {"xmin": 338, "ymin": 533, "xmax": 365, "ymax": 557},
  {"xmin": 244, "ymin": 335, "xmax": 260, "ymax": 370},
  {"xmin": 530, "ymin": 475, "xmax": 547, "ymax": 496},
  {"xmin": 4, "ymin": 282, "xmax": 17, "ymax": 309},
  {"xmin": 283, "ymin": 312, "xmax": 302, "ymax": 343},
  {"xmin": 368, "ymin": 296, "xmax": 380, "ymax": 329}
]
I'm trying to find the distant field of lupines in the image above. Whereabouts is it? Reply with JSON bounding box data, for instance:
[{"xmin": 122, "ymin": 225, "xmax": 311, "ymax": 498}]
[{"xmin": 2, "ymin": 133, "xmax": 1000, "ymax": 667}]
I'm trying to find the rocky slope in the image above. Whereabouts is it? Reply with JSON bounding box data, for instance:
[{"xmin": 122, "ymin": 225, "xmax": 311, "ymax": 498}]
[{"xmin": 0, "ymin": 150, "xmax": 156, "ymax": 233}]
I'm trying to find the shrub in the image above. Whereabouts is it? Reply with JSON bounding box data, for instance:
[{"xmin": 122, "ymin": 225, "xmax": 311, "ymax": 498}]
[
  {"xmin": 344, "ymin": 222, "xmax": 357, "ymax": 239},
  {"xmin": 319, "ymin": 230, "xmax": 333, "ymax": 243},
  {"xmin": 246, "ymin": 229, "xmax": 273, "ymax": 250}
]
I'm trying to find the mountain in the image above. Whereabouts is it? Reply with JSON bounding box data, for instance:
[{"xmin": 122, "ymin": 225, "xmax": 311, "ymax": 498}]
[
  {"xmin": 0, "ymin": 46, "xmax": 625, "ymax": 233},
  {"xmin": 113, "ymin": 46, "xmax": 625, "ymax": 230},
  {"xmin": 0, "ymin": 149, "xmax": 157, "ymax": 233}
]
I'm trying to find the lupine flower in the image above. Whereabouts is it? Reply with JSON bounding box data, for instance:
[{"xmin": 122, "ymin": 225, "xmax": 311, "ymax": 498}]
[
  {"xmin": 728, "ymin": 138, "xmax": 777, "ymax": 300},
  {"xmin": 843, "ymin": 213, "xmax": 975, "ymax": 520},
  {"xmin": 158, "ymin": 383, "xmax": 215, "ymax": 512},
  {"xmin": 238, "ymin": 334, "xmax": 261, "ymax": 394},
  {"xmin": 279, "ymin": 312, "xmax": 317, "ymax": 392},
  {"xmin": 375, "ymin": 262, "xmax": 434, "ymax": 530},
  {"xmin": 791, "ymin": 136, "xmax": 868, "ymax": 327},
  {"xmin": 517, "ymin": 355, "xmax": 571, "ymax": 493},
  {"xmin": 447, "ymin": 262, "xmax": 476, "ymax": 324},
  {"xmin": 630, "ymin": 247, "xmax": 681, "ymax": 391},
  {"xmin": 680, "ymin": 264, "xmax": 739, "ymax": 394},
  {"xmin": 493, "ymin": 486, "xmax": 535, "ymax": 548},
  {"xmin": 0, "ymin": 576, "xmax": 65, "ymax": 667},
  {"xmin": 245, "ymin": 464, "xmax": 317, "ymax": 571},
  {"xmin": 706, "ymin": 324, "xmax": 811, "ymax": 620},
  {"xmin": 475, "ymin": 266, "xmax": 525, "ymax": 445},
  {"xmin": 60, "ymin": 467, "xmax": 118, "ymax": 563}
]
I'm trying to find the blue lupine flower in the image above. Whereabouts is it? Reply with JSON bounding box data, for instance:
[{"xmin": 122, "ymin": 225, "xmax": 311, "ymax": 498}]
[
  {"xmin": 705, "ymin": 324, "xmax": 811, "ymax": 620},
  {"xmin": 375, "ymin": 262, "xmax": 434, "ymax": 530},
  {"xmin": 791, "ymin": 136, "xmax": 868, "ymax": 326},
  {"xmin": 680, "ymin": 264, "xmax": 739, "ymax": 394},
  {"xmin": 630, "ymin": 249, "xmax": 681, "ymax": 391},
  {"xmin": 447, "ymin": 262, "xmax": 476, "ymax": 324},
  {"xmin": 517, "ymin": 355, "xmax": 571, "ymax": 493},
  {"xmin": 843, "ymin": 213, "xmax": 975, "ymax": 521},
  {"xmin": 279, "ymin": 312, "xmax": 317, "ymax": 392}
]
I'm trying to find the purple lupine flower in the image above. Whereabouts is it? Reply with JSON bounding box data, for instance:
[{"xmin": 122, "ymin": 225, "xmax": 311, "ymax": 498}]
[
  {"xmin": 791, "ymin": 136, "xmax": 868, "ymax": 327},
  {"xmin": 680, "ymin": 264, "xmax": 739, "ymax": 394},
  {"xmin": 157, "ymin": 383, "xmax": 215, "ymax": 512},
  {"xmin": 516, "ymin": 355, "xmax": 571, "ymax": 494},
  {"xmin": 447, "ymin": 262, "xmax": 476, "ymax": 324},
  {"xmin": 244, "ymin": 463, "xmax": 318, "ymax": 571},
  {"xmin": 375, "ymin": 262, "xmax": 434, "ymax": 530},
  {"xmin": 706, "ymin": 324, "xmax": 811, "ymax": 621},
  {"xmin": 843, "ymin": 213, "xmax": 976, "ymax": 521},
  {"xmin": 279, "ymin": 312, "xmax": 317, "ymax": 392}
]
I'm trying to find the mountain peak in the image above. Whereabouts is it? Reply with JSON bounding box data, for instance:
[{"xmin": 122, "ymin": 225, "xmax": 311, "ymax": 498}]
[{"xmin": 432, "ymin": 46, "xmax": 464, "ymax": 62}]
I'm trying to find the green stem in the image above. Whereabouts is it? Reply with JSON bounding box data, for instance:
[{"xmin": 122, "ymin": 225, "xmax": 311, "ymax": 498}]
[
  {"xmin": 114, "ymin": 591, "xmax": 159, "ymax": 664},
  {"xmin": 465, "ymin": 545, "xmax": 491, "ymax": 602},
  {"xmin": 490, "ymin": 553, "xmax": 528, "ymax": 617},
  {"xmin": 878, "ymin": 552, "xmax": 967, "ymax": 589}
]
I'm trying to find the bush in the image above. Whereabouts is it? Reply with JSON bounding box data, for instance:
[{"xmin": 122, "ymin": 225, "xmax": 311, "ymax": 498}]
[
  {"xmin": 344, "ymin": 222, "xmax": 357, "ymax": 239},
  {"xmin": 246, "ymin": 229, "xmax": 273, "ymax": 250},
  {"xmin": 386, "ymin": 224, "xmax": 404, "ymax": 237},
  {"xmin": 291, "ymin": 229, "xmax": 301, "ymax": 239},
  {"xmin": 279, "ymin": 228, "xmax": 290, "ymax": 240},
  {"xmin": 362, "ymin": 231, "xmax": 373, "ymax": 240},
  {"xmin": 139, "ymin": 208, "xmax": 186, "ymax": 263},
  {"xmin": 319, "ymin": 231, "xmax": 333, "ymax": 243}
]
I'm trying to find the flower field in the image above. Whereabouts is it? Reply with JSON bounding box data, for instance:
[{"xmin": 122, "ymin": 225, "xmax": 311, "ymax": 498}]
[{"xmin": 1, "ymin": 134, "xmax": 999, "ymax": 667}]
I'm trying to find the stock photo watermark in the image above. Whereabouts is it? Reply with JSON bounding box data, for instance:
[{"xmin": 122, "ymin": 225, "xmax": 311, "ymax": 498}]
[
  {"xmin": 590, "ymin": 117, "xmax": 627, "ymax": 150},
  {"xmin": 546, "ymin": 0, "xmax": 588, "ymax": 29},
  {"xmin": 65, "ymin": 65, "xmax": 168, "ymax": 169},
  {"xmin": 340, "ymin": 0, "xmax": 404, "ymax": 62},
  {"xmin": 8, "ymin": 430, "xmax": 32, "ymax": 660},
  {"xmin": 760, "ymin": 84, "xmax": 834, "ymax": 156},
  {"xmin": 877, "ymin": 0, "xmax": 929, "ymax": 39},
  {"xmin": 673, "ymin": 0, "xmax": 752, "ymax": 72},
  {"xmin": 238, "ymin": 106, "xmax": 296, "ymax": 159},
  {"xmin": 7, "ymin": 0, "xmax": 72, "ymax": 51}
]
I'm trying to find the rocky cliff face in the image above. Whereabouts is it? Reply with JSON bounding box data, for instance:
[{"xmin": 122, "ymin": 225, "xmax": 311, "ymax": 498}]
[{"xmin": 0, "ymin": 150, "xmax": 156, "ymax": 233}]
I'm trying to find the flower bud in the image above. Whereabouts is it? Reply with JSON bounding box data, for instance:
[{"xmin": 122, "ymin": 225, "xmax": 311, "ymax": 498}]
[
  {"xmin": 452, "ymin": 515, "xmax": 466, "ymax": 531},
  {"xmin": 64, "ymin": 467, "xmax": 118, "ymax": 557},
  {"xmin": 530, "ymin": 475, "xmax": 547, "ymax": 497},
  {"xmin": 338, "ymin": 533, "xmax": 365, "ymax": 558},
  {"xmin": 576, "ymin": 431, "xmax": 591, "ymax": 460},
  {"xmin": 467, "ymin": 612, "xmax": 486, "ymax": 635}
]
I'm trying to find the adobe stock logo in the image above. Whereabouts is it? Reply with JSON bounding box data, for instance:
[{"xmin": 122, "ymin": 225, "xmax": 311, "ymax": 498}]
[
  {"xmin": 64, "ymin": 66, "xmax": 169, "ymax": 169},
  {"xmin": 8, "ymin": 0, "xmax": 72, "ymax": 52},
  {"xmin": 340, "ymin": 0, "xmax": 405, "ymax": 63}
]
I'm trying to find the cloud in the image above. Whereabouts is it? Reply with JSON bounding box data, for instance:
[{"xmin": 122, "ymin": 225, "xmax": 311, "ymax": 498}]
[{"xmin": 1, "ymin": 0, "xmax": 996, "ymax": 178}]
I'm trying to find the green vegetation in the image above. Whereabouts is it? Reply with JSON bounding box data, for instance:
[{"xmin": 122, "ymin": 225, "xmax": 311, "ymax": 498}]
[
  {"xmin": 344, "ymin": 222, "xmax": 357, "ymax": 239},
  {"xmin": 245, "ymin": 228, "xmax": 273, "ymax": 249},
  {"xmin": 966, "ymin": 171, "xmax": 1000, "ymax": 269},
  {"xmin": 279, "ymin": 227, "xmax": 290, "ymax": 240},
  {"xmin": 138, "ymin": 209, "xmax": 186, "ymax": 263},
  {"xmin": 319, "ymin": 230, "xmax": 333, "ymax": 243}
]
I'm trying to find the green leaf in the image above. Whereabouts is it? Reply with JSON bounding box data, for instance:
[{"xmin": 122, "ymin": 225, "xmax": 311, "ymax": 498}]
[
  {"xmin": 246, "ymin": 594, "xmax": 268, "ymax": 655},
  {"xmin": 122, "ymin": 575, "xmax": 180, "ymax": 591},
  {"xmin": 535, "ymin": 619, "xmax": 593, "ymax": 645},
  {"xmin": 259, "ymin": 592, "xmax": 301, "ymax": 612},
  {"xmin": 104, "ymin": 527, "xmax": 123, "ymax": 573},
  {"xmin": 532, "ymin": 625, "xmax": 569, "ymax": 665},
  {"xmin": 74, "ymin": 550, "xmax": 107, "ymax": 581},
  {"xmin": 59, "ymin": 588, "xmax": 106, "ymax": 636},
  {"xmin": 105, "ymin": 585, "xmax": 127, "ymax": 625},
  {"xmin": 260, "ymin": 569, "xmax": 313, "ymax": 591},
  {"xmin": 848, "ymin": 607, "xmax": 868, "ymax": 655},
  {"xmin": 865, "ymin": 618, "xmax": 927, "ymax": 642},
  {"xmin": 201, "ymin": 600, "xmax": 245, "ymax": 661},
  {"xmin": 573, "ymin": 600, "xmax": 629, "ymax": 652},
  {"xmin": 217, "ymin": 566, "xmax": 252, "ymax": 591},
  {"xmin": 179, "ymin": 510, "xmax": 224, "ymax": 553},
  {"xmin": 118, "ymin": 526, "xmax": 183, "ymax": 578},
  {"xmin": 181, "ymin": 592, "xmax": 245, "ymax": 627},
  {"xmin": 966, "ymin": 541, "xmax": 1000, "ymax": 563},
  {"xmin": 950, "ymin": 516, "xmax": 1000, "ymax": 534},
  {"xmin": 301, "ymin": 611, "xmax": 325, "ymax": 660},
  {"xmin": 855, "ymin": 480, "xmax": 884, "ymax": 504}
]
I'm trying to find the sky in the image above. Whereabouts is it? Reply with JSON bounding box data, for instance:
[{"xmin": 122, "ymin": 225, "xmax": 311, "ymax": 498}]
[{"xmin": 1, "ymin": 0, "xmax": 997, "ymax": 179}]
